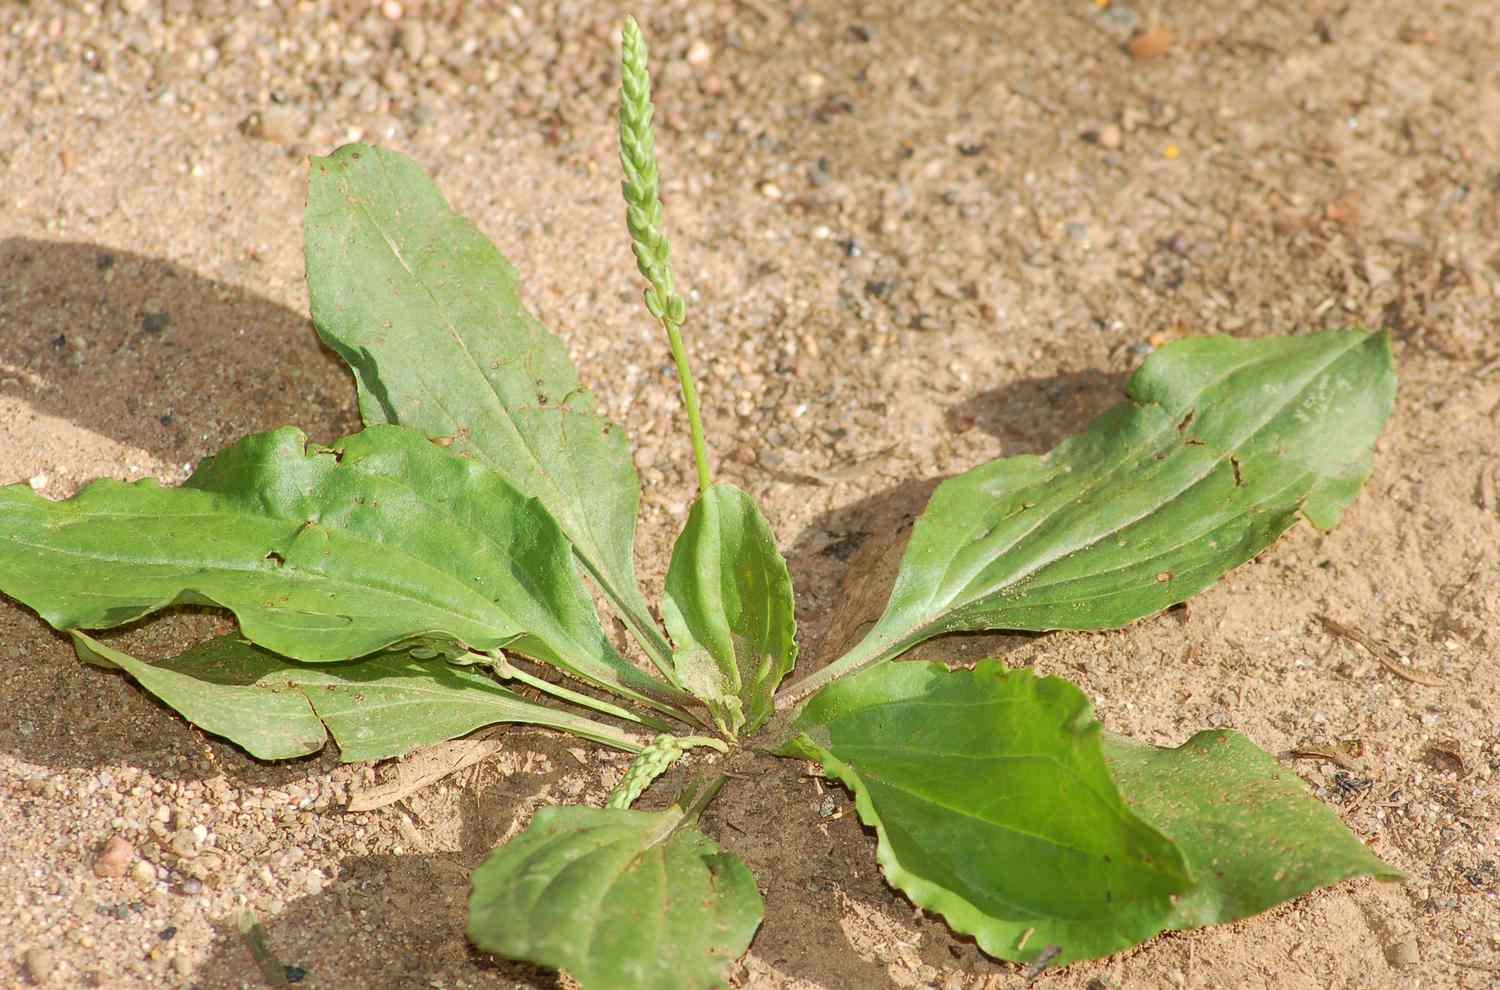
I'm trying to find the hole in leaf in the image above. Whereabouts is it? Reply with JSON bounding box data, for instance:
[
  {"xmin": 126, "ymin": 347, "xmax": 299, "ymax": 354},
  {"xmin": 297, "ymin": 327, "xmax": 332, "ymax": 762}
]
[
  {"xmin": 1177, "ymin": 409, "xmax": 1195, "ymax": 432},
  {"xmin": 265, "ymin": 551, "xmax": 286, "ymax": 567},
  {"xmin": 1231, "ymin": 456, "xmax": 1244, "ymax": 487}
]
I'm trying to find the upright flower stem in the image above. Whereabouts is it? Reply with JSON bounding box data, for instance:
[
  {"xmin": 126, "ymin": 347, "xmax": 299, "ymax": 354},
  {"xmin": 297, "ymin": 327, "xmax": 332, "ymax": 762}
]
[
  {"xmin": 618, "ymin": 15, "xmax": 712, "ymax": 497},
  {"xmin": 665, "ymin": 321, "xmax": 712, "ymax": 495}
]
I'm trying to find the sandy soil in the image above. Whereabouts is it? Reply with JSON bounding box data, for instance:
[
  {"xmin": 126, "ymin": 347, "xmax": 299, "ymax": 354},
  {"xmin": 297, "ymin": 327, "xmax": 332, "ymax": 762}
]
[{"xmin": 2, "ymin": 1, "xmax": 1497, "ymax": 987}]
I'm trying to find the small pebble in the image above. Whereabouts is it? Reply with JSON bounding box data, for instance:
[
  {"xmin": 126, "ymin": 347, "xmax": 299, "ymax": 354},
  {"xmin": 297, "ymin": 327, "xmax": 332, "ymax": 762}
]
[
  {"xmin": 396, "ymin": 22, "xmax": 427, "ymax": 62},
  {"xmin": 24, "ymin": 946, "xmax": 57, "ymax": 985},
  {"xmin": 92, "ymin": 835, "xmax": 134, "ymax": 878},
  {"xmin": 1128, "ymin": 27, "xmax": 1173, "ymax": 60},
  {"xmin": 1097, "ymin": 123, "xmax": 1123, "ymax": 149},
  {"xmin": 131, "ymin": 859, "xmax": 157, "ymax": 885},
  {"xmin": 685, "ymin": 39, "xmax": 712, "ymax": 65},
  {"xmin": 242, "ymin": 106, "xmax": 302, "ymax": 146},
  {"xmin": 758, "ymin": 180, "xmax": 783, "ymax": 200},
  {"xmin": 171, "ymin": 828, "xmax": 201, "ymax": 859},
  {"xmin": 1388, "ymin": 939, "xmax": 1420, "ymax": 968}
]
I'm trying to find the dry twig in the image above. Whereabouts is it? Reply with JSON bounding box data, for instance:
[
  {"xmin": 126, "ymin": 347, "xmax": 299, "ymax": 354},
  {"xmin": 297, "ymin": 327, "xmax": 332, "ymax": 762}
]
[
  {"xmin": 347, "ymin": 727, "xmax": 508, "ymax": 812},
  {"xmin": 1315, "ymin": 614, "xmax": 1444, "ymax": 686}
]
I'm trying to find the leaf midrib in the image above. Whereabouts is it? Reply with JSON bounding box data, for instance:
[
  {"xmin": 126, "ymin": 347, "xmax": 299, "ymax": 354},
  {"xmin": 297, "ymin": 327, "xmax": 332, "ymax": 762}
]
[{"xmin": 890, "ymin": 336, "xmax": 1365, "ymax": 647}]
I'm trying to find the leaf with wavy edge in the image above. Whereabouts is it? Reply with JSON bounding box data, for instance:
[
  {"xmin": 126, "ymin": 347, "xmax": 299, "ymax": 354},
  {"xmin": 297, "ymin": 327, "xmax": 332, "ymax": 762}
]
[
  {"xmin": 0, "ymin": 424, "xmax": 683, "ymax": 712},
  {"xmin": 305, "ymin": 143, "xmax": 673, "ymax": 677},
  {"xmin": 786, "ymin": 660, "xmax": 1399, "ymax": 965},
  {"xmin": 468, "ymin": 804, "xmax": 762, "ymax": 989},
  {"xmin": 73, "ymin": 632, "xmax": 643, "ymax": 762},
  {"xmin": 787, "ymin": 331, "xmax": 1395, "ymax": 703},
  {"xmin": 785, "ymin": 661, "xmax": 1191, "ymax": 965}
]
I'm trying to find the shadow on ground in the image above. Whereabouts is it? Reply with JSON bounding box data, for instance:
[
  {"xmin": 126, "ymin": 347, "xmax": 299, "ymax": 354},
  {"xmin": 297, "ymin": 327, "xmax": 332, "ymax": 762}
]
[{"xmin": 0, "ymin": 237, "xmax": 357, "ymax": 469}]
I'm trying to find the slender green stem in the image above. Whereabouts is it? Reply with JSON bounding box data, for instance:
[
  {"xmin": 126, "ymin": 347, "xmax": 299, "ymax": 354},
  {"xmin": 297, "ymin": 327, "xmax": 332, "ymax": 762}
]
[
  {"xmin": 619, "ymin": 16, "xmax": 713, "ymax": 496},
  {"xmin": 674, "ymin": 771, "xmax": 728, "ymax": 829},
  {"xmin": 774, "ymin": 625, "xmax": 916, "ymax": 711},
  {"xmin": 483, "ymin": 651, "xmax": 676, "ymax": 732},
  {"xmin": 675, "ymin": 734, "xmax": 730, "ymax": 755},
  {"xmin": 582, "ymin": 560, "xmax": 681, "ymax": 687},
  {"xmin": 665, "ymin": 320, "xmax": 712, "ymax": 496}
]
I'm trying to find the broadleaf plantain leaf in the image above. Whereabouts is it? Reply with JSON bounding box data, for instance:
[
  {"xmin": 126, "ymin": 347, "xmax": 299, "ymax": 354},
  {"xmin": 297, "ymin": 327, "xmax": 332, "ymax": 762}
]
[
  {"xmin": 787, "ymin": 661, "xmax": 1399, "ymax": 965},
  {"xmin": 791, "ymin": 330, "xmax": 1395, "ymax": 699},
  {"xmin": 663, "ymin": 483, "xmax": 797, "ymax": 735},
  {"xmin": 785, "ymin": 662, "xmax": 1191, "ymax": 965},
  {"xmin": 304, "ymin": 144, "xmax": 673, "ymax": 675},
  {"xmin": 468, "ymin": 804, "xmax": 762, "ymax": 990},
  {"xmin": 0, "ymin": 425, "xmax": 683, "ymax": 712},
  {"xmin": 73, "ymin": 632, "xmax": 642, "ymax": 762},
  {"xmin": 1102, "ymin": 728, "xmax": 1401, "ymax": 931}
]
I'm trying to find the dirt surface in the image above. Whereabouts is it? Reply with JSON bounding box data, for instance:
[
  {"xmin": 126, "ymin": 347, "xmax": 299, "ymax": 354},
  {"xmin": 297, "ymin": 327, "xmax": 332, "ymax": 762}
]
[{"xmin": 2, "ymin": 1, "xmax": 1498, "ymax": 988}]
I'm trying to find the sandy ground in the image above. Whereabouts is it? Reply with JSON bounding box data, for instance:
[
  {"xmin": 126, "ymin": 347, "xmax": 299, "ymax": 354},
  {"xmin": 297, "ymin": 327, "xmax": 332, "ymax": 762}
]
[{"xmin": 2, "ymin": 1, "xmax": 1498, "ymax": 987}]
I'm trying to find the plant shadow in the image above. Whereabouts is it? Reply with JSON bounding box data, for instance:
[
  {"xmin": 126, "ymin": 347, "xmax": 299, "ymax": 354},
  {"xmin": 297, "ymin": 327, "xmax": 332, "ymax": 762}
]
[
  {"xmin": 181, "ymin": 730, "xmax": 935, "ymax": 990},
  {"xmin": 185, "ymin": 740, "xmax": 574, "ymax": 990},
  {"xmin": 0, "ymin": 236, "xmax": 358, "ymax": 474},
  {"xmin": 0, "ymin": 237, "xmax": 359, "ymax": 779},
  {"xmin": 782, "ymin": 368, "xmax": 1128, "ymax": 675}
]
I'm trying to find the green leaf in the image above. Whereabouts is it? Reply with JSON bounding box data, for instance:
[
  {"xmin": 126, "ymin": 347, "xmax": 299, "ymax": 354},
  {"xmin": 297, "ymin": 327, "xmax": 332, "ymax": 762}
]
[
  {"xmin": 304, "ymin": 144, "xmax": 673, "ymax": 676},
  {"xmin": 663, "ymin": 484, "xmax": 797, "ymax": 735},
  {"xmin": 72, "ymin": 632, "xmax": 643, "ymax": 762},
  {"xmin": 786, "ymin": 661, "xmax": 1399, "ymax": 965},
  {"xmin": 784, "ymin": 661, "xmax": 1191, "ymax": 966},
  {"xmin": 792, "ymin": 330, "xmax": 1395, "ymax": 698},
  {"xmin": 1102, "ymin": 729, "xmax": 1401, "ymax": 931},
  {"xmin": 0, "ymin": 425, "xmax": 681, "ymax": 712},
  {"xmin": 468, "ymin": 805, "xmax": 762, "ymax": 990}
]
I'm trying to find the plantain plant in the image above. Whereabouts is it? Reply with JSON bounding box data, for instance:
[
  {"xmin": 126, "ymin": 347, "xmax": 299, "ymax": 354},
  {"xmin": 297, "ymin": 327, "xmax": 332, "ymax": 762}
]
[{"xmin": 0, "ymin": 17, "xmax": 1401, "ymax": 988}]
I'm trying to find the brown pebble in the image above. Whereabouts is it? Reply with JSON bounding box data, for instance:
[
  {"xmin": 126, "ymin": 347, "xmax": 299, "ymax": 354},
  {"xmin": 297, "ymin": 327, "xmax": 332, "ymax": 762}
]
[
  {"xmin": 92, "ymin": 835, "xmax": 134, "ymax": 878},
  {"xmin": 396, "ymin": 22, "xmax": 427, "ymax": 62},
  {"xmin": 240, "ymin": 106, "xmax": 302, "ymax": 146},
  {"xmin": 131, "ymin": 859, "xmax": 157, "ymax": 885},
  {"xmin": 1128, "ymin": 28, "xmax": 1173, "ymax": 60},
  {"xmin": 23, "ymin": 946, "xmax": 57, "ymax": 985},
  {"xmin": 1387, "ymin": 939, "xmax": 1420, "ymax": 968}
]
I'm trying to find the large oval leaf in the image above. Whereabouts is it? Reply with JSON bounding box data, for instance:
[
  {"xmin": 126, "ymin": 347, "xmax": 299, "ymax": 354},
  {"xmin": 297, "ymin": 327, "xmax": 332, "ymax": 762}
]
[
  {"xmin": 784, "ymin": 662, "xmax": 1192, "ymax": 965},
  {"xmin": 789, "ymin": 330, "xmax": 1395, "ymax": 699},
  {"xmin": 72, "ymin": 632, "xmax": 643, "ymax": 762},
  {"xmin": 663, "ymin": 483, "xmax": 797, "ymax": 735},
  {"xmin": 305, "ymin": 144, "xmax": 673, "ymax": 674},
  {"xmin": 786, "ymin": 661, "xmax": 1399, "ymax": 966},
  {"xmin": 468, "ymin": 805, "xmax": 762, "ymax": 990},
  {"xmin": 0, "ymin": 425, "xmax": 681, "ymax": 711}
]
